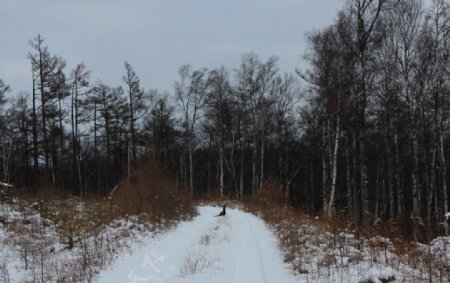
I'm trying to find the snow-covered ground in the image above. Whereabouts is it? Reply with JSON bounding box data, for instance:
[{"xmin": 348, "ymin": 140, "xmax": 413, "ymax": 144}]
[
  {"xmin": 0, "ymin": 200, "xmax": 161, "ymax": 282},
  {"xmin": 2, "ymin": 202, "xmax": 450, "ymax": 282},
  {"xmin": 97, "ymin": 206, "xmax": 299, "ymax": 283}
]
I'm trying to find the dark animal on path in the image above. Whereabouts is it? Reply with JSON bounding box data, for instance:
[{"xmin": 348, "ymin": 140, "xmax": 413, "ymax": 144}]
[{"xmin": 215, "ymin": 205, "xmax": 227, "ymax": 217}]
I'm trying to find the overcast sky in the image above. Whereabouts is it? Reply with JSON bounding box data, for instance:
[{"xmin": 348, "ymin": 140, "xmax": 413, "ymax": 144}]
[{"xmin": 0, "ymin": 0, "xmax": 344, "ymax": 95}]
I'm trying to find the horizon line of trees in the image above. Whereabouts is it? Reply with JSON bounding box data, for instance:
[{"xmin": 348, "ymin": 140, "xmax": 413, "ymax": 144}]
[{"xmin": 0, "ymin": 0, "xmax": 449, "ymax": 234}]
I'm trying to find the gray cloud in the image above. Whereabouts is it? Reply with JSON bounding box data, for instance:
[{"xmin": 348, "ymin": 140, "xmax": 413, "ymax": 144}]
[{"xmin": 0, "ymin": 0, "xmax": 343, "ymax": 93}]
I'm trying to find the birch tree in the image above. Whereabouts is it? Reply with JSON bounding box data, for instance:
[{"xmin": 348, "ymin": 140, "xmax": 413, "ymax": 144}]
[
  {"xmin": 271, "ymin": 74, "xmax": 301, "ymax": 202},
  {"xmin": 390, "ymin": 0, "xmax": 425, "ymax": 217},
  {"xmin": 175, "ymin": 65, "xmax": 207, "ymax": 196},
  {"xmin": 235, "ymin": 53, "xmax": 278, "ymax": 193},
  {"xmin": 204, "ymin": 67, "xmax": 232, "ymax": 197},
  {"xmin": 422, "ymin": 0, "xmax": 450, "ymax": 224}
]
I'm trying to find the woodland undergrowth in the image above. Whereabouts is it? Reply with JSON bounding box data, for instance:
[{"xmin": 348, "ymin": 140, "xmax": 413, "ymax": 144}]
[
  {"xmin": 0, "ymin": 161, "xmax": 195, "ymax": 283},
  {"xmin": 242, "ymin": 184, "xmax": 450, "ymax": 283}
]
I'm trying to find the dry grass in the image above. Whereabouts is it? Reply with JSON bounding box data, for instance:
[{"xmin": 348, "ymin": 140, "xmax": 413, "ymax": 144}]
[
  {"xmin": 109, "ymin": 159, "xmax": 196, "ymax": 224},
  {"xmin": 242, "ymin": 184, "xmax": 450, "ymax": 282},
  {"xmin": 199, "ymin": 234, "xmax": 211, "ymax": 246},
  {"xmin": 178, "ymin": 250, "xmax": 219, "ymax": 276}
]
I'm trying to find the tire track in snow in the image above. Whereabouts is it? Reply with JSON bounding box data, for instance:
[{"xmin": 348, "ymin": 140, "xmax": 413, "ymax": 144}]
[
  {"xmin": 248, "ymin": 218, "xmax": 268, "ymax": 283},
  {"xmin": 231, "ymin": 215, "xmax": 241, "ymax": 283}
]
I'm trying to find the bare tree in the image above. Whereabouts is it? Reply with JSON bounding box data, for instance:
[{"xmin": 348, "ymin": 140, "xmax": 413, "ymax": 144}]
[
  {"xmin": 175, "ymin": 65, "xmax": 207, "ymax": 196},
  {"xmin": 390, "ymin": 0, "xmax": 425, "ymax": 217},
  {"xmin": 70, "ymin": 63, "xmax": 90, "ymax": 196},
  {"xmin": 123, "ymin": 61, "xmax": 148, "ymax": 161},
  {"xmin": 0, "ymin": 79, "xmax": 11, "ymax": 186},
  {"xmin": 28, "ymin": 34, "xmax": 66, "ymax": 190},
  {"xmin": 235, "ymin": 53, "xmax": 278, "ymax": 193},
  {"xmin": 421, "ymin": 0, "xmax": 450, "ymax": 226},
  {"xmin": 271, "ymin": 74, "xmax": 301, "ymax": 202},
  {"xmin": 204, "ymin": 67, "xmax": 233, "ymax": 197}
]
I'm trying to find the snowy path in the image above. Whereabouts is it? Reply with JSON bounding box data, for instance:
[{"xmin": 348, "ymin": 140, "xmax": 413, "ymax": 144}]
[{"xmin": 97, "ymin": 206, "xmax": 299, "ymax": 283}]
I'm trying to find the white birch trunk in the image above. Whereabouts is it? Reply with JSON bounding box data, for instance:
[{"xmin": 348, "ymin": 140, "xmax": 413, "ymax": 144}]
[
  {"xmin": 328, "ymin": 114, "xmax": 340, "ymax": 217},
  {"xmin": 219, "ymin": 144, "xmax": 224, "ymax": 197}
]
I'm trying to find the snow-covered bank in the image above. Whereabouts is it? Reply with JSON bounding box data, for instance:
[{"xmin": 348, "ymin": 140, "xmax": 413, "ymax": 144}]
[
  {"xmin": 265, "ymin": 208, "xmax": 450, "ymax": 283},
  {"xmin": 0, "ymin": 200, "xmax": 165, "ymax": 282},
  {"xmin": 97, "ymin": 206, "xmax": 299, "ymax": 283}
]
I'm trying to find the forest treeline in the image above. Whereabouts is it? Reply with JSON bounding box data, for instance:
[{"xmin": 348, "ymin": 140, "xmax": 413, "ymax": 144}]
[{"xmin": 0, "ymin": 0, "xmax": 449, "ymax": 231}]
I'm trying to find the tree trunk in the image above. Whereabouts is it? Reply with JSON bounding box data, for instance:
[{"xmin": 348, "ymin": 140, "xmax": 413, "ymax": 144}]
[
  {"xmin": 38, "ymin": 50, "xmax": 49, "ymax": 191},
  {"xmin": 310, "ymin": 162, "xmax": 314, "ymax": 212},
  {"xmin": 322, "ymin": 124, "xmax": 329, "ymax": 215},
  {"xmin": 58, "ymin": 93, "xmax": 64, "ymax": 189},
  {"xmin": 219, "ymin": 142, "xmax": 224, "ymax": 197},
  {"xmin": 328, "ymin": 114, "xmax": 340, "ymax": 217},
  {"xmin": 189, "ymin": 141, "xmax": 194, "ymax": 197},
  {"xmin": 71, "ymin": 80, "xmax": 82, "ymax": 196},
  {"xmin": 22, "ymin": 118, "xmax": 31, "ymax": 186},
  {"xmin": 428, "ymin": 143, "xmax": 435, "ymax": 225},
  {"xmin": 105, "ymin": 114, "xmax": 112, "ymax": 189},
  {"xmin": 411, "ymin": 131, "xmax": 420, "ymax": 216},
  {"xmin": 345, "ymin": 135, "xmax": 352, "ymax": 220},
  {"xmin": 237, "ymin": 114, "xmax": 245, "ymax": 199},
  {"xmin": 259, "ymin": 133, "xmax": 265, "ymax": 191},
  {"xmin": 394, "ymin": 129, "xmax": 403, "ymax": 216},
  {"xmin": 93, "ymin": 103, "xmax": 100, "ymax": 195},
  {"xmin": 385, "ymin": 128, "xmax": 395, "ymax": 219},
  {"xmin": 352, "ymin": 131, "xmax": 359, "ymax": 223},
  {"xmin": 224, "ymin": 129, "xmax": 237, "ymax": 197},
  {"xmin": 239, "ymin": 141, "xmax": 244, "ymax": 200},
  {"xmin": 360, "ymin": 131, "xmax": 369, "ymax": 225},
  {"xmin": 129, "ymin": 89, "xmax": 136, "ymax": 161},
  {"xmin": 32, "ymin": 77, "xmax": 39, "ymax": 191},
  {"xmin": 440, "ymin": 131, "xmax": 448, "ymax": 234},
  {"xmin": 252, "ymin": 142, "xmax": 257, "ymax": 194},
  {"xmin": 376, "ymin": 167, "xmax": 381, "ymax": 220}
]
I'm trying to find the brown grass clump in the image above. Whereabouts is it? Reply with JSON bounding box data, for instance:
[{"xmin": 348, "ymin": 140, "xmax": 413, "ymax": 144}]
[
  {"xmin": 199, "ymin": 234, "xmax": 211, "ymax": 246},
  {"xmin": 109, "ymin": 159, "xmax": 196, "ymax": 224}
]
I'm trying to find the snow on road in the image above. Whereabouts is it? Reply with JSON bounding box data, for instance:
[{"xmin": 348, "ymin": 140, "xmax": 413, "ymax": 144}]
[{"xmin": 97, "ymin": 206, "xmax": 299, "ymax": 283}]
